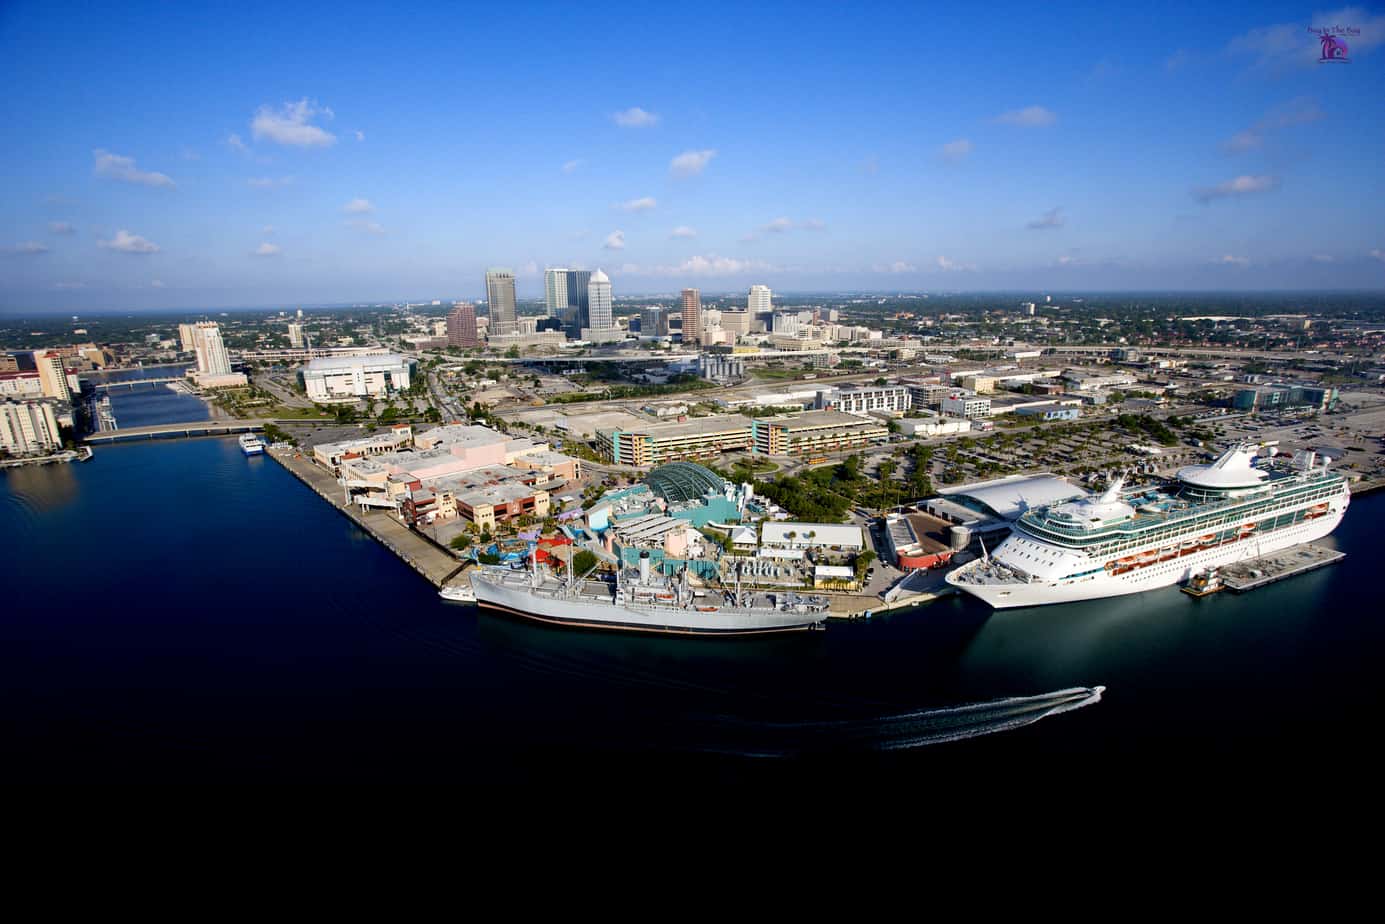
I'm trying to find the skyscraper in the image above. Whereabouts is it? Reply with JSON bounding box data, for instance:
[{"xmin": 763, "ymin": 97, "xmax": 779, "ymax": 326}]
[
  {"xmin": 193, "ymin": 322, "xmax": 231, "ymax": 375},
  {"xmin": 587, "ymin": 269, "xmax": 613, "ymax": 330},
  {"xmin": 486, "ymin": 268, "xmax": 518, "ymax": 336},
  {"xmin": 178, "ymin": 323, "xmax": 198, "ymax": 353},
  {"xmin": 564, "ymin": 269, "xmax": 592, "ymax": 336},
  {"xmin": 681, "ymin": 288, "xmax": 701, "ymax": 345},
  {"xmin": 748, "ymin": 285, "xmax": 772, "ymax": 315},
  {"xmin": 640, "ymin": 306, "xmax": 669, "ymax": 336},
  {"xmin": 288, "ymin": 322, "xmax": 305, "ymax": 348},
  {"xmin": 544, "ymin": 268, "xmax": 569, "ymax": 318},
  {"xmin": 33, "ymin": 351, "xmax": 72, "ymax": 402},
  {"xmin": 447, "ymin": 302, "xmax": 478, "ymax": 348}
]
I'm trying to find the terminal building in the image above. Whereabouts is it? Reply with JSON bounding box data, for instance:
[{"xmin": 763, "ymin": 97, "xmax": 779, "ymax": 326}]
[
  {"xmin": 1232, "ymin": 383, "xmax": 1337, "ymax": 413},
  {"xmin": 920, "ymin": 473, "xmax": 1087, "ymax": 542},
  {"xmin": 300, "ymin": 353, "xmax": 414, "ymax": 402},
  {"xmin": 750, "ymin": 410, "xmax": 889, "ymax": 457}
]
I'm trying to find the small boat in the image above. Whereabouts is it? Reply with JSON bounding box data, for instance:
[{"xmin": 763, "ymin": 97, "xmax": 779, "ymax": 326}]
[
  {"xmin": 1182, "ymin": 567, "xmax": 1223, "ymax": 598},
  {"xmin": 238, "ymin": 432, "xmax": 266, "ymax": 456},
  {"xmin": 439, "ymin": 583, "xmax": 476, "ymax": 603}
]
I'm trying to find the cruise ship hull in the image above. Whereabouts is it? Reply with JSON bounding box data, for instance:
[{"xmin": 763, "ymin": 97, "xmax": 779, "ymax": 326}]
[
  {"xmin": 949, "ymin": 506, "xmax": 1345, "ymax": 609},
  {"xmin": 472, "ymin": 572, "xmax": 826, "ymax": 636}
]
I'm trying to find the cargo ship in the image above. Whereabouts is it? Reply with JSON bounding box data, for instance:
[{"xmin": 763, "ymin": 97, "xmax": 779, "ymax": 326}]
[
  {"xmin": 947, "ymin": 444, "xmax": 1349, "ymax": 608},
  {"xmin": 470, "ymin": 549, "xmax": 830, "ymax": 636}
]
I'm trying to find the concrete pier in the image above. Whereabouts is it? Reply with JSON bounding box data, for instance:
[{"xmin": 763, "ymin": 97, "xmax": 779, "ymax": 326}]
[
  {"xmin": 269, "ymin": 447, "xmax": 466, "ymax": 589},
  {"xmin": 1220, "ymin": 543, "xmax": 1345, "ymax": 593}
]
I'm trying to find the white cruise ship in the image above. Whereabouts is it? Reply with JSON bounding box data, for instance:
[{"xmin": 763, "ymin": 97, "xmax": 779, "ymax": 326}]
[
  {"xmin": 946, "ymin": 444, "xmax": 1349, "ymax": 609},
  {"xmin": 238, "ymin": 433, "xmax": 266, "ymax": 456}
]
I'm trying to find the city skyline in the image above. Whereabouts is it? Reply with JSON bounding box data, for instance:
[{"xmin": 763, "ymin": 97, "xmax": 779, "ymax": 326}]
[{"xmin": 3, "ymin": 1, "xmax": 1385, "ymax": 313}]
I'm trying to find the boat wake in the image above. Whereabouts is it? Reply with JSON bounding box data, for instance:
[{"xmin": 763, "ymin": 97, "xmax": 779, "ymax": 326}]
[{"xmin": 690, "ymin": 686, "xmax": 1105, "ymax": 757}]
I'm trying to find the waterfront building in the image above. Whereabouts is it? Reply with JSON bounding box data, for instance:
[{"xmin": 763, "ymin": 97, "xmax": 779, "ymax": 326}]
[
  {"xmin": 288, "ymin": 322, "xmax": 305, "ymax": 348},
  {"xmin": 0, "ymin": 371, "xmax": 44, "ymax": 399},
  {"xmin": 681, "ymin": 289, "xmax": 701, "ymax": 344},
  {"xmin": 816, "ymin": 384, "xmax": 912, "ymax": 415},
  {"xmin": 595, "ymin": 414, "xmax": 754, "ymax": 466},
  {"xmin": 300, "ymin": 353, "xmax": 414, "ymax": 402},
  {"xmin": 178, "ymin": 323, "xmax": 198, "ymax": 353},
  {"xmin": 750, "ymin": 410, "xmax": 889, "ymax": 457},
  {"xmin": 311, "ymin": 425, "xmax": 415, "ymax": 474},
  {"xmin": 941, "ymin": 392, "xmax": 991, "ymax": 419},
  {"xmin": 192, "ymin": 322, "xmax": 232, "ymax": 376},
  {"xmin": 33, "ymin": 351, "xmax": 72, "ymax": 402},
  {"xmin": 760, "ymin": 522, "xmax": 864, "ymax": 554},
  {"xmin": 544, "ymin": 268, "xmax": 569, "ymax": 318},
  {"xmin": 0, "ymin": 399, "xmax": 62, "ymax": 454},
  {"xmin": 446, "ymin": 302, "xmax": 479, "ymax": 348},
  {"xmin": 486, "ymin": 268, "xmax": 518, "ymax": 336},
  {"xmin": 748, "ymin": 285, "xmax": 772, "ymax": 315},
  {"xmin": 883, "ymin": 511, "xmax": 958, "ymax": 570}
]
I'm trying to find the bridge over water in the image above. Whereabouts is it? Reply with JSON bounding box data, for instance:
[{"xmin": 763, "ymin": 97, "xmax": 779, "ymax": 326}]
[
  {"xmin": 90, "ymin": 376, "xmax": 185, "ymax": 390},
  {"xmin": 84, "ymin": 419, "xmax": 268, "ymax": 444}
]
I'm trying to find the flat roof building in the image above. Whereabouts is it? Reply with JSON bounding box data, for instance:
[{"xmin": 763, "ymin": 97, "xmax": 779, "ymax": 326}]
[
  {"xmin": 596, "ymin": 413, "xmax": 753, "ymax": 466},
  {"xmin": 301, "ymin": 353, "xmax": 413, "ymax": 402},
  {"xmin": 750, "ymin": 409, "xmax": 888, "ymax": 457}
]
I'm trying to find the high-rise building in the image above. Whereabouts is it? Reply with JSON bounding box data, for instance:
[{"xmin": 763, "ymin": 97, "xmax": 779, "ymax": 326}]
[
  {"xmin": 721, "ymin": 310, "xmax": 750, "ymax": 337},
  {"xmin": 485, "ymin": 268, "xmax": 518, "ymax": 336},
  {"xmin": 287, "ymin": 322, "xmax": 305, "ymax": 348},
  {"xmin": 178, "ymin": 323, "xmax": 198, "ymax": 353},
  {"xmin": 193, "ymin": 322, "xmax": 231, "ymax": 375},
  {"xmin": 748, "ymin": 285, "xmax": 772, "ymax": 315},
  {"xmin": 33, "ymin": 351, "xmax": 72, "ymax": 402},
  {"xmin": 587, "ymin": 270, "xmax": 613, "ymax": 330},
  {"xmin": 563, "ymin": 269, "xmax": 591, "ymax": 336},
  {"xmin": 0, "ymin": 400, "xmax": 62, "ymax": 454},
  {"xmin": 296, "ymin": 308, "xmax": 304, "ymax": 319},
  {"xmin": 640, "ymin": 306, "xmax": 669, "ymax": 336},
  {"xmin": 681, "ymin": 288, "xmax": 701, "ymax": 345},
  {"xmin": 447, "ymin": 302, "xmax": 478, "ymax": 348},
  {"xmin": 544, "ymin": 268, "xmax": 569, "ymax": 318}
]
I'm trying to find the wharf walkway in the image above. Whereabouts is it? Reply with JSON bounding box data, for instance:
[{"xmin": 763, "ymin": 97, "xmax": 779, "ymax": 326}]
[
  {"xmin": 268, "ymin": 447, "xmax": 465, "ymax": 589},
  {"xmin": 1221, "ymin": 543, "xmax": 1345, "ymax": 593}
]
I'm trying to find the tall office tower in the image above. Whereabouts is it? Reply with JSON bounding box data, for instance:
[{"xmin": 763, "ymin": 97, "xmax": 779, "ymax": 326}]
[
  {"xmin": 193, "ymin": 322, "xmax": 231, "ymax": 375},
  {"xmin": 721, "ymin": 310, "xmax": 750, "ymax": 337},
  {"xmin": 748, "ymin": 284, "xmax": 772, "ymax": 315},
  {"xmin": 772, "ymin": 312, "xmax": 801, "ymax": 336},
  {"xmin": 446, "ymin": 302, "xmax": 478, "ymax": 348},
  {"xmin": 544, "ymin": 268, "xmax": 570, "ymax": 318},
  {"xmin": 681, "ymin": 288, "xmax": 702, "ymax": 345},
  {"xmin": 587, "ymin": 269, "xmax": 613, "ymax": 330},
  {"xmin": 563, "ymin": 269, "xmax": 591, "ymax": 335},
  {"xmin": 640, "ymin": 306, "xmax": 669, "ymax": 336},
  {"xmin": 288, "ymin": 322, "xmax": 305, "ymax": 348},
  {"xmin": 296, "ymin": 308, "xmax": 304, "ymax": 319},
  {"xmin": 485, "ymin": 268, "xmax": 518, "ymax": 336},
  {"xmin": 178, "ymin": 323, "xmax": 198, "ymax": 353}
]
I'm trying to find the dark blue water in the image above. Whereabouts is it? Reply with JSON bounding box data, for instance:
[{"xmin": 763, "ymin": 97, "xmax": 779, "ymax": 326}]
[
  {"xmin": 3, "ymin": 401, "xmax": 1382, "ymax": 782},
  {"xmin": 88, "ymin": 366, "xmax": 212, "ymax": 429}
]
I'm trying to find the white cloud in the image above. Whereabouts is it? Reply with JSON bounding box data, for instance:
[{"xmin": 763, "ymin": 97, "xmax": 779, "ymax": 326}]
[
  {"xmin": 1217, "ymin": 254, "xmax": 1250, "ymax": 266},
  {"xmin": 617, "ymin": 196, "xmax": 657, "ymax": 212},
  {"xmin": 1371, "ymin": 249, "xmax": 1385, "ymax": 262},
  {"xmin": 562, "ymin": 159, "xmax": 583, "ymax": 174},
  {"xmin": 670, "ymin": 149, "xmax": 716, "ymax": 177},
  {"xmin": 935, "ymin": 255, "xmax": 975, "ymax": 271},
  {"xmin": 247, "ymin": 176, "xmax": 294, "ymax": 188},
  {"xmin": 612, "ymin": 107, "xmax": 659, "ymax": 127},
  {"xmin": 151, "ymin": 279, "xmax": 166, "ymax": 288},
  {"xmin": 800, "ymin": 218, "xmax": 826, "ymax": 231},
  {"xmin": 355, "ymin": 130, "xmax": 365, "ymax": 142},
  {"xmin": 994, "ymin": 105, "xmax": 1057, "ymax": 127},
  {"xmin": 48, "ymin": 222, "xmax": 75, "ymax": 235},
  {"xmin": 1026, "ymin": 207, "xmax": 1065, "ymax": 230},
  {"xmin": 254, "ymin": 242, "xmax": 281, "ymax": 257},
  {"xmin": 5, "ymin": 241, "xmax": 49, "ymax": 255},
  {"xmin": 99, "ymin": 230, "xmax": 160, "ymax": 254},
  {"xmin": 670, "ymin": 226, "xmax": 697, "ymax": 239},
  {"xmin": 53, "ymin": 281, "xmax": 86, "ymax": 289},
  {"xmin": 1223, "ymin": 131, "xmax": 1262, "ymax": 152},
  {"xmin": 348, "ymin": 220, "xmax": 386, "ymax": 235},
  {"xmin": 939, "ymin": 138, "xmax": 973, "ymax": 162},
  {"xmin": 227, "ymin": 133, "xmax": 248, "ymax": 153},
  {"xmin": 763, "ymin": 217, "xmax": 793, "ymax": 233},
  {"xmin": 1194, "ymin": 174, "xmax": 1279, "ymax": 203},
  {"xmin": 251, "ymin": 99, "xmax": 336, "ymax": 147},
  {"xmin": 343, "ymin": 198, "xmax": 374, "ymax": 214},
  {"xmin": 1223, "ymin": 97, "xmax": 1324, "ymax": 153},
  {"xmin": 93, "ymin": 149, "xmax": 175, "ymax": 188},
  {"xmin": 603, "ymin": 230, "xmax": 626, "ymax": 250},
  {"xmin": 1311, "ymin": 254, "xmax": 1336, "ymax": 263},
  {"xmin": 674, "ymin": 255, "xmax": 766, "ymax": 275},
  {"xmin": 874, "ymin": 261, "xmax": 917, "ymax": 273},
  {"xmin": 262, "ymin": 225, "xmax": 275, "ymax": 234}
]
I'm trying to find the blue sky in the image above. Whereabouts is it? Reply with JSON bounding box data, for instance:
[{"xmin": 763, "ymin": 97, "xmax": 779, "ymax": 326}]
[{"xmin": 2, "ymin": 0, "xmax": 1383, "ymax": 312}]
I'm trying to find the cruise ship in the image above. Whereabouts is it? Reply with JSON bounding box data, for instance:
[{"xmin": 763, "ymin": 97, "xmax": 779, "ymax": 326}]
[
  {"xmin": 470, "ymin": 550, "xmax": 830, "ymax": 636},
  {"xmin": 238, "ymin": 433, "xmax": 266, "ymax": 456},
  {"xmin": 946, "ymin": 444, "xmax": 1349, "ymax": 608}
]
